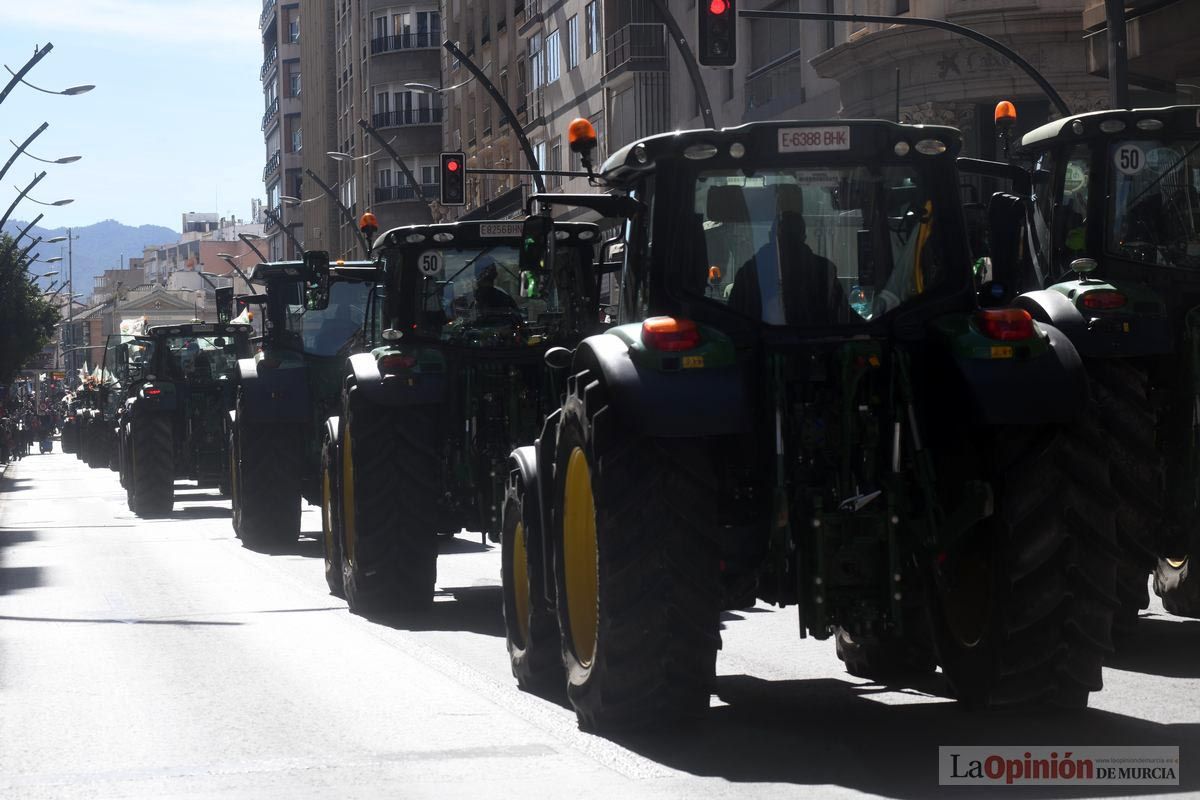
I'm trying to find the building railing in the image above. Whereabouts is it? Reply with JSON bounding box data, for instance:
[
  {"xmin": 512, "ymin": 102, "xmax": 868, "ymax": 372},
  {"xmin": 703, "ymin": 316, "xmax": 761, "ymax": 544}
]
[
  {"xmin": 260, "ymin": 45, "xmax": 278, "ymax": 80},
  {"xmin": 263, "ymin": 149, "xmax": 282, "ymax": 181},
  {"xmin": 370, "ymin": 31, "xmax": 441, "ymax": 54},
  {"xmin": 259, "ymin": 0, "xmax": 277, "ymax": 31},
  {"xmin": 745, "ymin": 58, "xmax": 805, "ymax": 112},
  {"xmin": 371, "ymin": 106, "xmax": 443, "ymax": 129},
  {"xmin": 261, "ymin": 97, "xmax": 280, "ymax": 131},
  {"xmin": 374, "ymin": 183, "xmax": 440, "ymax": 203},
  {"xmin": 518, "ymin": 0, "xmax": 544, "ymax": 34},
  {"xmin": 604, "ymin": 23, "xmax": 667, "ymax": 75}
]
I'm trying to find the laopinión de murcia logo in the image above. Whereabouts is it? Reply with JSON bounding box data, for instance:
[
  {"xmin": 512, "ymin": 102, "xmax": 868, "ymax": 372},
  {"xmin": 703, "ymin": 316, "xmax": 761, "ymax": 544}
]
[{"xmin": 938, "ymin": 746, "xmax": 1179, "ymax": 786}]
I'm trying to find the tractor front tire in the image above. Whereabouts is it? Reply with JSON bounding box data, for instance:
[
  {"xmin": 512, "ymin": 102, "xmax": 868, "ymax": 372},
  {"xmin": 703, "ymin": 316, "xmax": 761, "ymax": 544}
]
[
  {"xmin": 1088, "ymin": 359, "xmax": 1161, "ymax": 636},
  {"xmin": 340, "ymin": 395, "xmax": 438, "ymax": 615},
  {"xmin": 232, "ymin": 418, "xmax": 302, "ymax": 549},
  {"xmin": 130, "ymin": 414, "xmax": 175, "ymax": 517},
  {"xmin": 932, "ymin": 423, "xmax": 1117, "ymax": 709},
  {"xmin": 321, "ymin": 431, "xmax": 344, "ymax": 598},
  {"xmin": 553, "ymin": 370, "xmax": 722, "ymax": 732},
  {"xmin": 502, "ymin": 464, "xmax": 563, "ymax": 697},
  {"xmin": 1154, "ymin": 556, "xmax": 1200, "ymax": 617}
]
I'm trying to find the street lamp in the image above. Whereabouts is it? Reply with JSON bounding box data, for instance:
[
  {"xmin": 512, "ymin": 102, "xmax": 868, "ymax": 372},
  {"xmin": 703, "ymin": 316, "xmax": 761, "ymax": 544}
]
[
  {"xmin": 2, "ymin": 64, "xmax": 94, "ymax": 97},
  {"xmin": 9, "ymin": 141, "xmax": 81, "ymax": 165},
  {"xmin": 18, "ymin": 189, "xmax": 73, "ymax": 207},
  {"xmin": 215, "ymin": 253, "xmax": 255, "ymax": 286}
]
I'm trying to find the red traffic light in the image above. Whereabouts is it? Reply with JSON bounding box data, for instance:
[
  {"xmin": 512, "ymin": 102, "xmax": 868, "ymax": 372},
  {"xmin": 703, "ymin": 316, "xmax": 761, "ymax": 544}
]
[
  {"xmin": 709, "ymin": 0, "xmax": 728, "ymax": 13},
  {"xmin": 447, "ymin": 159, "xmax": 460, "ymax": 172}
]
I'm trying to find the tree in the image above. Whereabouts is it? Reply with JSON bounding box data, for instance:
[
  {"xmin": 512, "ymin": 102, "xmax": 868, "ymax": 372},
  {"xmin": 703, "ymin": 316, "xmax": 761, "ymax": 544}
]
[{"xmin": 0, "ymin": 233, "xmax": 60, "ymax": 386}]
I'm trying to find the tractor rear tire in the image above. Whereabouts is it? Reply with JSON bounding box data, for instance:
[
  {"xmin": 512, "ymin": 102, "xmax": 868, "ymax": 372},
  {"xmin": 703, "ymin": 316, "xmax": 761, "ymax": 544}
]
[
  {"xmin": 1088, "ymin": 359, "xmax": 1161, "ymax": 637},
  {"xmin": 1154, "ymin": 556, "xmax": 1200, "ymax": 617},
  {"xmin": 232, "ymin": 417, "xmax": 302, "ymax": 550},
  {"xmin": 130, "ymin": 413, "xmax": 175, "ymax": 517},
  {"xmin": 932, "ymin": 422, "xmax": 1118, "ymax": 709},
  {"xmin": 553, "ymin": 370, "xmax": 722, "ymax": 732},
  {"xmin": 502, "ymin": 464, "xmax": 564, "ymax": 697},
  {"xmin": 340, "ymin": 395, "xmax": 438, "ymax": 615},
  {"xmin": 321, "ymin": 431, "xmax": 344, "ymax": 598}
]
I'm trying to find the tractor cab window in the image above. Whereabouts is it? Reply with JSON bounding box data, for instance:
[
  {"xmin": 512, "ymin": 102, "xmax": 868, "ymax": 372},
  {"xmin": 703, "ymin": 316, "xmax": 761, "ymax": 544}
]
[
  {"xmin": 160, "ymin": 335, "xmax": 243, "ymax": 383},
  {"xmin": 398, "ymin": 243, "xmax": 584, "ymax": 348},
  {"xmin": 1108, "ymin": 138, "xmax": 1200, "ymax": 268},
  {"xmin": 692, "ymin": 164, "xmax": 946, "ymax": 325},
  {"xmin": 282, "ymin": 280, "xmax": 371, "ymax": 357}
]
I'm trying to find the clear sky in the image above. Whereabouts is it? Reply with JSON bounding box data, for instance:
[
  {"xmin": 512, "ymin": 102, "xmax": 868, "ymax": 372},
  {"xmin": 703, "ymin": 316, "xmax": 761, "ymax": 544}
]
[{"xmin": 0, "ymin": 1, "xmax": 264, "ymax": 232}]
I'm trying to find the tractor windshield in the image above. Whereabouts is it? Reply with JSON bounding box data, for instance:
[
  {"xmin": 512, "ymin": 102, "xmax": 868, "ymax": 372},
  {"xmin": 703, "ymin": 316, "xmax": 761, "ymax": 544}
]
[
  {"xmin": 281, "ymin": 279, "xmax": 371, "ymax": 357},
  {"xmin": 1108, "ymin": 138, "xmax": 1200, "ymax": 268},
  {"xmin": 157, "ymin": 335, "xmax": 246, "ymax": 383},
  {"xmin": 400, "ymin": 244, "xmax": 581, "ymax": 348},
  {"xmin": 691, "ymin": 165, "xmax": 948, "ymax": 325}
]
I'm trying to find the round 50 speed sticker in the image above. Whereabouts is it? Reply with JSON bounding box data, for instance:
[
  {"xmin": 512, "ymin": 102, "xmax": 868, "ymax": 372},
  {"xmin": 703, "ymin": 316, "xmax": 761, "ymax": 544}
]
[
  {"xmin": 418, "ymin": 250, "xmax": 443, "ymax": 276},
  {"xmin": 1114, "ymin": 144, "xmax": 1145, "ymax": 175}
]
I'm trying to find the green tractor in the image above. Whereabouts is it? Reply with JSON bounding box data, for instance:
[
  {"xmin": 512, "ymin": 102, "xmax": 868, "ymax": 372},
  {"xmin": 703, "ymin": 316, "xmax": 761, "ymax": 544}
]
[
  {"xmin": 228, "ymin": 252, "xmax": 379, "ymax": 549},
  {"xmin": 501, "ymin": 118, "xmax": 1118, "ymax": 731},
  {"xmin": 971, "ymin": 105, "xmax": 1200, "ymax": 622},
  {"xmin": 81, "ymin": 361, "xmax": 122, "ymax": 472},
  {"xmin": 114, "ymin": 322, "xmax": 253, "ymax": 516},
  {"xmin": 321, "ymin": 218, "xmax": 603, "ymax": 614}
]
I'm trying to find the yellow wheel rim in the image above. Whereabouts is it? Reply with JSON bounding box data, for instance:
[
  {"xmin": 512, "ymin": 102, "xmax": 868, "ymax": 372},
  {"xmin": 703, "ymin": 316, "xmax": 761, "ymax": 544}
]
[
  {"xmin": 341, "ymin": 425, "xmax": 356, "ymax": 560},
  {"xmin": 322, "ymin": 457, "xmax": 334, "ymax": 555},
  {"xmin": 513, "ymin": 521, "xmax": 531, "ymax": 646},
  {"xmin": 563, "ymin": 446, "xmax": 598, "ymax": 668},
  {"xmin": 1167, "ymin": 556, "xmax": 1188, "ymax": 569}
]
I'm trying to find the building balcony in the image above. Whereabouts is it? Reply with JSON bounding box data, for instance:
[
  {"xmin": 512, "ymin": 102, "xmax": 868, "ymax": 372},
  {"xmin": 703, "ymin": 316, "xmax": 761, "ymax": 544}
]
[
  {"xmin": 517, "ymin": 0, "xmax": 544, "ymax": 36},
  {"xmin": 260, "ymin": 45, "xmax": 278, "ymax": 80},
  {"xmin": 259, "ymin": 0, "xmax": 277, "ymax": 31},
  {"xmin": 374, "ymin": 183, "xmax": 440, "ymax": 203},
  {"xmin": 371, "ymin": 106, "xmax": 443, "ymax": 129},
  {"xmin": 604, "ymin": 23, "xmax": 668, "ymax": 79},
  {"xmin": 263, "ymin": 149, "xmax": 282, "ymax": 182},
  {"xmin": 745, "ymin": 58, "xmax": 806, "ymax": 114},
  {"xmin": 370, "ymin": 32, "xmax": 441, "ymax": 55},
  {"xmin": 261, "ymin": 98, "xmax": 280, "ymax": 132},
  {"xmin": 522, "ymin": 87, "xmax": 545, "ymax": 128},
  {"xmin": 264, "ymin": 204, "xmax": 284, "ymax": 231}
]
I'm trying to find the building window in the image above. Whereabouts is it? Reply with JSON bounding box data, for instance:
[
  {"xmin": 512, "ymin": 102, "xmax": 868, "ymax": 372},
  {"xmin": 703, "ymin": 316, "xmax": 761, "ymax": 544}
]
[
  {"xmin": 546, "ymin": 29, "xmax": 561, "ymax": 83},
  {"xmin": 291, "ymin": 126, "xmax": 303, "ymax": 152},
  {"xmin": 289, "ymin": 69, "xmax": 301, "ymax": 97},
  {"xmin": 421, "ymin": 165, "xmax": 437, "ymax": 185},
  {"xmin": 377, "ymin": 166, "xmax": 393, "ymax": 187},
  {"xmin": 289, "ymin": 17, "xmax": 300, "ymax": 42},
  {"xmin": 530, "ymin": 34, "xmax": 543, "ymax": 90},
  {"xmin": 585, "ymin": 2, "xmax": 599, "ymax": 57},
  {"xmin": 566, "ymin": 15, "xmax": 579, "ymax": 69},
  {"xmin": 532, "ymin": 140, "xmax": 546, "ymax": 170},
  {"xmin": 482, "ymin": 104, "xmax": 492, "ymax": 136},
  {"xmin": 550, "ymin": 141, "xmax": 562, "ymax": 188}
]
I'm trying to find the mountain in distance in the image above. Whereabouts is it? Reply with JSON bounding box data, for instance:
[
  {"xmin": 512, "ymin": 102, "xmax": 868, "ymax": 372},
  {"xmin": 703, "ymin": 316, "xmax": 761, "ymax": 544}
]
[{"xmin": 3, "ymin": 218, "xmax": 179, "ymax": 301}]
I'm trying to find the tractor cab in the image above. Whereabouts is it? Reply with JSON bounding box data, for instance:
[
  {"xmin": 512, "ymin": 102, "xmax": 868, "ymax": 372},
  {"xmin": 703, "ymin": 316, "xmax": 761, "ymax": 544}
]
[{"xmin": 371, "ymin": 219, "xmax": 602, "ymax": 353}]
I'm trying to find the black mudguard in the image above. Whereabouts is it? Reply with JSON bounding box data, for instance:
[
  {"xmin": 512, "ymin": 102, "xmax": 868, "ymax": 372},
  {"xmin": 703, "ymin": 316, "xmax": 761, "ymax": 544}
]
[
  {"xmin": 346, "ymin": 353, "xmax": 449, "ymax": 408},
  {"xmin": 1015, "ymin": 289, "xmax": 1172, "ymax": 358},
  {"xmin": 236, "ymin": 357, "xmax": 310, "ymax": 424},
  {"xmin": 573, "ymin": 334, "xmax": 751, "ymax": 437},
  {"xmin": 952, "ymin": 325, "xmax": 1088, "ymax": 426}
]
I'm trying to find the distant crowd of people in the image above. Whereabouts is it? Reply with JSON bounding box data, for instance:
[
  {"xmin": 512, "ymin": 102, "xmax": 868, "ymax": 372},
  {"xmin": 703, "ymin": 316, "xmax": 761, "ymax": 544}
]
[{"xmin": 1, "ymin": 396, "xmax": 59, "ymax": 463}]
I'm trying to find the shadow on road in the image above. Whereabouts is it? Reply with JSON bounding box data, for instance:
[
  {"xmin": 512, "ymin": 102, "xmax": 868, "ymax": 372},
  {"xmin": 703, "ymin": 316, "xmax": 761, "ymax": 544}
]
[
  {"xmin": 375, "ymin": 585, "xmax": 505, "ymax": 637},
  {"xmin": 606, "ymin": 674, "xmax": 1198, "ymax": 798},
  {"xmin": 439, "ymin": 535, "xmax": 493, "ymax": 555},
  {"xmin": 172, "ymin": 505, "xmax": 233, "ymax": 521},
  {"xmin": 0, "ymin": 530, "xmax": 44, "ymax": 596},
  {"xmin": 1108, "ymin": 615, "xmax": 1200, "ymax": 680},
  {"xmin": 0, "ymin": 613, "xmax": 243, "ymax": 626}
]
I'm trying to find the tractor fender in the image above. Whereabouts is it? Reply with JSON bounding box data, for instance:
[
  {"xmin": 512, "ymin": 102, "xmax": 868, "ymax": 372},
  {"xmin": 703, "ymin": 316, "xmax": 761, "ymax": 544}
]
[
  {"xmin": 1015, "ymin": 289, "xmax": 1172, "ymax": 358},
  {"xmin": 236, "ymin": 356, "xmax": 310, "ymax": 423},
  {"xmin": 347, "ymin": 352, "xmax": 448, "ymax": 407},
  {"xmin": 572, "ymin": 333, "xmax": 751, "ymax": 437},
  {"xmin": 952, "ymin": 324, "xmax": 1088, "ymax": 426}
]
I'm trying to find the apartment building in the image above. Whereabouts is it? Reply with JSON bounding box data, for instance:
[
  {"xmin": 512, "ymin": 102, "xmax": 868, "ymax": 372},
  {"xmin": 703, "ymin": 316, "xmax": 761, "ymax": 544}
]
[
  {"xmin": 1082, "ymin": 0, "xmax": 1200, "ymax": 98},
  {"xmin": 295, "ymin": 0, "xmax": 445, "ymax": 260},
  {"xmin": 261, "ymin": 0, "xmax": 305, "ymax": 261}
]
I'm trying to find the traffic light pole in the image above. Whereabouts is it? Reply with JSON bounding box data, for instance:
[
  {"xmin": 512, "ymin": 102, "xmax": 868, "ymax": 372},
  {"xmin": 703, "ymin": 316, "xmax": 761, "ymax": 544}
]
[
  {"xmin": 651, "ymin": 0, "xmax": 716, "ymax": 129},
  {"xmin": 357, "ymin": 119, "xmax": 434, "ymax": 221},
  {"xmin": 443, "ymin": 40, "xmax": 546, "ymax": 194},
  {"xmin": 737, "ymin": 9, "xmax": 1070, "ymax": 117}
]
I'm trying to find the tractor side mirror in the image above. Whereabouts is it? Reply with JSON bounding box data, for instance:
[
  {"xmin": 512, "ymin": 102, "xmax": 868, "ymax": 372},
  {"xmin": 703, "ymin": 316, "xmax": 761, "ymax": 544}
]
[
  {"xmin": 520, "ymin": 215, "xmax": 553, "ymax": 273},
  {"xmin": 215, "ymin": 286, "xmax": 234, "ymax": 324},
  {"xmin": 304, "ymin": 250, "xmax": 332, "ymax": 311},
  {"xmin": 599, "ymin": 237, "xmax": 625, "ymax": 274}
]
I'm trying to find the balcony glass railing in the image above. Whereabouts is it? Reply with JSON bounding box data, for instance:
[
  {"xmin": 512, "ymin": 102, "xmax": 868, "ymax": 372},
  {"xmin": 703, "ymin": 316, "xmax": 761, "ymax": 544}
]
[
  {"xmin": 374, "ymin": 183, "xmax": 440, "ymax": 203},
  {"xmin": 371, "ymin": 106, "xmax": 443, "ymax": 129},
  {"xmin": 370, "ymin": 31, "xmax": 441, "ymax": 54},
  {"xmin": 604, "ymin": 23, "xmax": 667, "ymax": 75}
]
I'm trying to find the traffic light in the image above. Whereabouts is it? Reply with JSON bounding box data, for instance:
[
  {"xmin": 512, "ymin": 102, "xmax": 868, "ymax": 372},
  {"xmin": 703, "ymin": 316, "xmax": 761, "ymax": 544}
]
[
  {"xmin": 698, "ymin": 0, "xmax": 737, "ymax": 67},
  {"xmin": 440, "ymin": 152, "xmax": 466, "ymax": 206}
]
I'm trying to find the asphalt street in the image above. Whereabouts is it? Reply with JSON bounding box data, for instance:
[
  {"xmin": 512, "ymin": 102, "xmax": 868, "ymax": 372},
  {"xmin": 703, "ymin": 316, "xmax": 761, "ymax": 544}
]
[{"xmin": 1, "ymin": 446, "xmax": 1198, "ymax": 799}]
